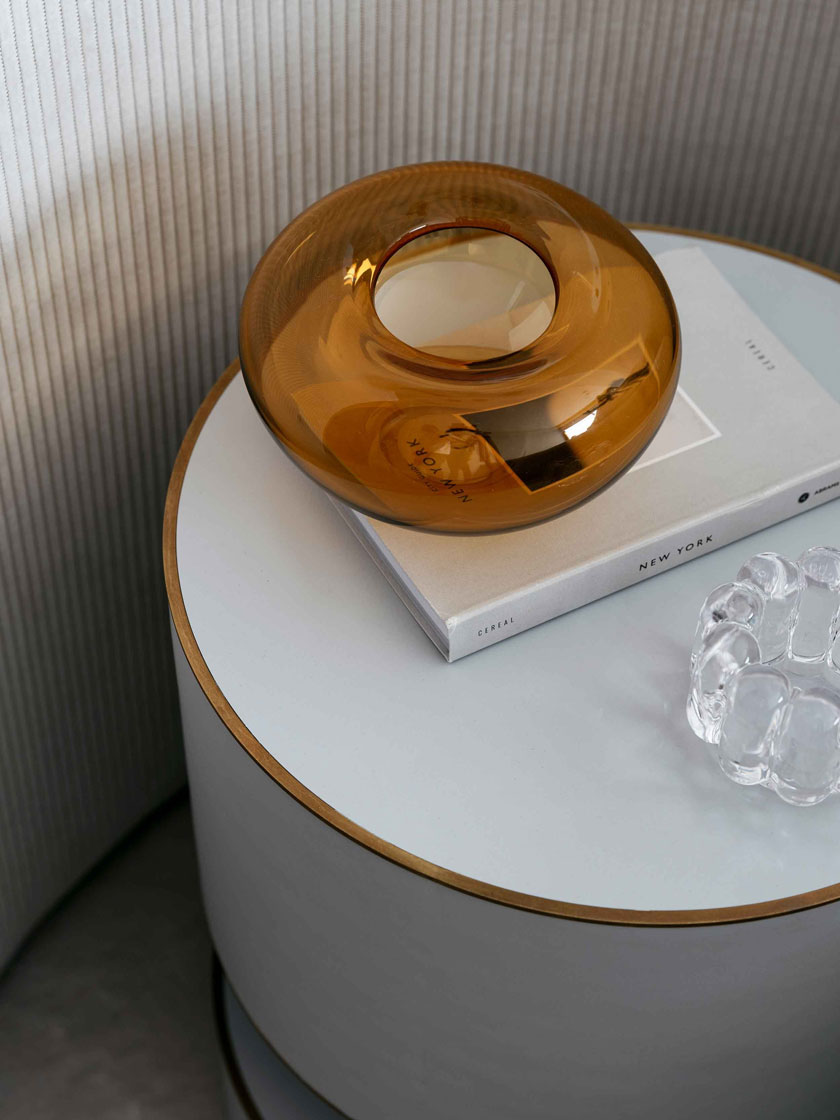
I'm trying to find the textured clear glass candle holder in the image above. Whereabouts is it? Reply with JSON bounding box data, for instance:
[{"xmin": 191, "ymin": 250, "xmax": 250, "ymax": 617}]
[{"xmin": 687, "ymin": 548, "xmax": 840, "ymax": 806}]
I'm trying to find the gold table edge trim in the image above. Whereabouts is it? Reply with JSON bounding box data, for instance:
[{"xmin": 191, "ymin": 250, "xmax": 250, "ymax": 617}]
[{"xmin": 163, "ymin": 226, "xmax": 840, "ymax": 929}]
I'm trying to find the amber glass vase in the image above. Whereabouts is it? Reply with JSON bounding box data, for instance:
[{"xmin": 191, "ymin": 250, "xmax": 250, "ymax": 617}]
[{"xmin": 239, "ymin": 162, "xmax": 680, "ymax": 533}]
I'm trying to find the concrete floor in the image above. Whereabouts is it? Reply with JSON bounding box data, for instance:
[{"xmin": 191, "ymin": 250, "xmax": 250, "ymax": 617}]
[{"xmin": 0, "ymin": 795, "xmax": 224, "ymax": 1119}]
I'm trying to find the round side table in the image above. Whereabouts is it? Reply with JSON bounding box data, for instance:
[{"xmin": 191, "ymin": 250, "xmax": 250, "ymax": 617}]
[{"xmin": 166, "ymin": 230, "xmax": 840, "ymax": 1120}]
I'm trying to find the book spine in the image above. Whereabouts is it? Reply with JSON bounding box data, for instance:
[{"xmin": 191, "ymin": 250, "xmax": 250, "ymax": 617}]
[{"xmin": 447, "ymin": 467, "xmax": 840, "ymax": 661}]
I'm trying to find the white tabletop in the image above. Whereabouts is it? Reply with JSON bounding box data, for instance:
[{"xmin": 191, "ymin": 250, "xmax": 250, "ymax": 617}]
[{"xmin": 175, "ymin": 231, "xmax": 840, "ymax": 915}]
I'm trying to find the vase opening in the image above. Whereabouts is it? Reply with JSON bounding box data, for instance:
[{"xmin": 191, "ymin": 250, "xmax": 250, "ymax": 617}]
[{"xmin": 373, "ymin": 226, "xmax": 557, "ymax": 363}]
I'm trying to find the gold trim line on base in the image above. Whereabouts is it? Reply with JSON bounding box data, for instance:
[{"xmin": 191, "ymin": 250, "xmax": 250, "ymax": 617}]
[
  {"xmin": 164, "ymin": 227, "xmax": 840, "ymax": 929},
  {"xmin": 212, "ymin": 956, "xmax": 355, "ymax": 1120},
  {"xmin": 212, "ymin": 956, "xmax": 263, "ymax": 1120}
]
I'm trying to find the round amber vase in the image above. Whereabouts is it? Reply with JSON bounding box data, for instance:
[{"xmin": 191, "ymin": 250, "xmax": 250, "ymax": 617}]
[{"xmin": 239, "ymin": 161, "xmax": 680, "ymax": 533}]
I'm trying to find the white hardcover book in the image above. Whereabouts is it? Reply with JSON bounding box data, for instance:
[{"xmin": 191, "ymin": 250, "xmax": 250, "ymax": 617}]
[{"xmin": 332, "ymin": 248, "xmax": 840, "ymax": 661}]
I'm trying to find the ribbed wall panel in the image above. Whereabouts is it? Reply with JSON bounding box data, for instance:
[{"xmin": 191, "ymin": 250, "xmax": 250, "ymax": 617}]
[{"xmin": 0, "ymin": 0, "xmax": 838, "ymax": 967}]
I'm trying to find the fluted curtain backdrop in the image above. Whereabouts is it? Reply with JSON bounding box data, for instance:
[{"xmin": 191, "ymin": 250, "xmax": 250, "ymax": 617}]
[{"xmin": 0, "ymin": 0, "xmax": 838, "ymax": 968}]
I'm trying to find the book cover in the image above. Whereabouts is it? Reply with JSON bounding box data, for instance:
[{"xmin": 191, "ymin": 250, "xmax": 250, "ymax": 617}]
[{"xmin": 332, "ymin": 248, "xmax": 840, "ymax": 661}]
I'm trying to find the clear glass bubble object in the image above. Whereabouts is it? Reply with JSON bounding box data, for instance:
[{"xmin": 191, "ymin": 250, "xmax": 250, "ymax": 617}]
[{"xmin": 687, "ymin": 547, "xmax": 840, "ymax": 806}]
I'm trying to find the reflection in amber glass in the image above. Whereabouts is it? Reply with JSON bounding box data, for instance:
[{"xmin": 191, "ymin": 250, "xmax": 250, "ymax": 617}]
[{"xmin": 240, "ymin": 162, "xmax": 680, "ymax": 533}]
